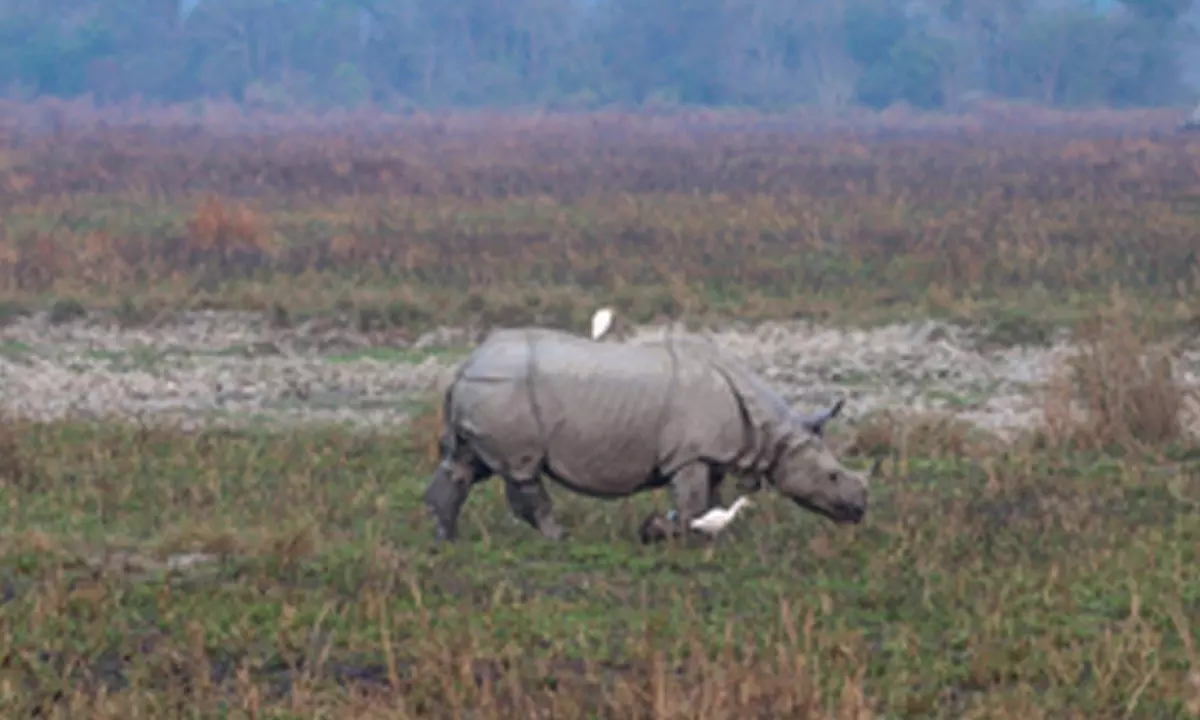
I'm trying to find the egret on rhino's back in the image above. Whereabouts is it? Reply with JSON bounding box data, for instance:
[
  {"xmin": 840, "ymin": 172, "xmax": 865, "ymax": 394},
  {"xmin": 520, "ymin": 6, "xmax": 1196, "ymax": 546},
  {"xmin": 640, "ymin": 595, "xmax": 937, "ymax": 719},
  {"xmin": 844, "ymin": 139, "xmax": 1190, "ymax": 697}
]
[{"xmin": 590, "ymin": 307, "xmax": 614, "ymax": 341}]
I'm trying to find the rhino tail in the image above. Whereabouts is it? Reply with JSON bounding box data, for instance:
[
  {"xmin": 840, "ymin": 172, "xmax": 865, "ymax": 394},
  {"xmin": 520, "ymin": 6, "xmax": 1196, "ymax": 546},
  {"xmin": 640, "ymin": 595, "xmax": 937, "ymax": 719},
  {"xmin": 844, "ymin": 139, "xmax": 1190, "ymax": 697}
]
[
  {"xmin": 437, "ymin": 384, "xmax": 456, "ymax": 460},
  {"xmin": 438, "ymin": 360, "xmax": 472, "ymax": 461}
]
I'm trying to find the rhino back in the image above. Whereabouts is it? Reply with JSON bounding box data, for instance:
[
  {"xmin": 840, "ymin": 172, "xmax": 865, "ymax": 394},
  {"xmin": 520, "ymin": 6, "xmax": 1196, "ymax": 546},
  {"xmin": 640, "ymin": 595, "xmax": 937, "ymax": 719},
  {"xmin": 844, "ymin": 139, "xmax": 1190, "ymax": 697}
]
[{"xmin": 531, "ymin": 337, "xmax": 680, "ymax": 495}]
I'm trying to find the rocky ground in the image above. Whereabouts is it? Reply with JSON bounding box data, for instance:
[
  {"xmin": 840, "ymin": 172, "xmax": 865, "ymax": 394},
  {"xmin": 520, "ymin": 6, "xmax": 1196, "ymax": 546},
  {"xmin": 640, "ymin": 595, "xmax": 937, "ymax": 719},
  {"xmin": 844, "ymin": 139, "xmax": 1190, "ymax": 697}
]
[{"xmin": 2, "ymin": 310, "xmax": 1199, "ymax": 441}]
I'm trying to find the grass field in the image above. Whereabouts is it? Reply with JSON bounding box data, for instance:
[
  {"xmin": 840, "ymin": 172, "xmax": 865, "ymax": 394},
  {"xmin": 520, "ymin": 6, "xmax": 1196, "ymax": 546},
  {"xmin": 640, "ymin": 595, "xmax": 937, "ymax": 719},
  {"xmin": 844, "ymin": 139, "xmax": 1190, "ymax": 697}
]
[
  {"xmin": 3, "ymin": 106, "xmax": 1200, "ymax": 333},
  {"xmin": 0, "ymin": 106, "xmax": 1199, "ymax": 717}
]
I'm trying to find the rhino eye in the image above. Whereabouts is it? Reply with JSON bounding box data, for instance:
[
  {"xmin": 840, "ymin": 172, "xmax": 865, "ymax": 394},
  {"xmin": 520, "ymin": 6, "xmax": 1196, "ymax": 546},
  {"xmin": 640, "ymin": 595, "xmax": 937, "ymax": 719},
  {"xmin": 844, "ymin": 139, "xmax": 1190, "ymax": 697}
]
[{"xmin": 827, "ymin": 472, "xmax": 839, "ymax": 484}]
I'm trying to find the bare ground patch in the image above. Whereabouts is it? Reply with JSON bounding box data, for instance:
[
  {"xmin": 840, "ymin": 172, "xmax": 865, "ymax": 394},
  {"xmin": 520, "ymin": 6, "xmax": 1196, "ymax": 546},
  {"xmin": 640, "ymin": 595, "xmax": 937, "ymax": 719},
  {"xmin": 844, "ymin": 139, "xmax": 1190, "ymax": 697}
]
[{"xmin": 2, "ymin": 310, "xmax": 1198, "ymax": 440}]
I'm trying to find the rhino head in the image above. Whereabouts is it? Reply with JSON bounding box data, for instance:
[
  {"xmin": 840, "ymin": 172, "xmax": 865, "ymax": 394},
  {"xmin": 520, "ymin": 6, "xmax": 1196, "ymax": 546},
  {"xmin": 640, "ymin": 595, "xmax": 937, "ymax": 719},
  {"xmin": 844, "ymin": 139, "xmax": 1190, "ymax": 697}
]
[{"xmin": 766, "ymin": 400, "xmax": 873, "ymax": 524}]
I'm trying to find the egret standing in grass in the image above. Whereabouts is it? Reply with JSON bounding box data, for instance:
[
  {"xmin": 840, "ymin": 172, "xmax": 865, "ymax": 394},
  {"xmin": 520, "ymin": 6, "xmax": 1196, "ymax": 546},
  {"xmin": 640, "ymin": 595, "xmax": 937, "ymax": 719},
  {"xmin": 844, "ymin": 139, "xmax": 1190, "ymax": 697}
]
[
  {"xmin": 590, "ymin": 307, "xmax": 614, "ymax": 341},
  {"xmin": 666, "ymin": 496, "xmax": 754, "ymax": 537}
]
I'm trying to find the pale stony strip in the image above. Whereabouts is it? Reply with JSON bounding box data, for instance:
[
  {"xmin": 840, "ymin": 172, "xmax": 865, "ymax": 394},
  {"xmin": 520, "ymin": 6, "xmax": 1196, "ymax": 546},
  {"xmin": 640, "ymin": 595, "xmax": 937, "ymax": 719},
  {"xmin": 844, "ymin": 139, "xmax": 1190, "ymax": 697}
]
[
  {"xmin": 633, "ymin": 320, "xmax": 1200, "ymax": 440},
  {"xmin": 2, "ymin": 311, "xmax": 1198, "ymax": 439}
]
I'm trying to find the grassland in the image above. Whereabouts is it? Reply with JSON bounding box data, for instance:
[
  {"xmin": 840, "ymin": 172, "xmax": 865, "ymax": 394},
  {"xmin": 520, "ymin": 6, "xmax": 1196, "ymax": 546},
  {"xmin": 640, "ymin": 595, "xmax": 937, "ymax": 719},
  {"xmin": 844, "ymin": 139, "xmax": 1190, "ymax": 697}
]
[
  {"xmin": 0, "ymin": 105, "xmax": 1199, "ymax": 716},
  {"xmin": 2, "ymin": 106, "xmax": 1200, "ymax": 334}
]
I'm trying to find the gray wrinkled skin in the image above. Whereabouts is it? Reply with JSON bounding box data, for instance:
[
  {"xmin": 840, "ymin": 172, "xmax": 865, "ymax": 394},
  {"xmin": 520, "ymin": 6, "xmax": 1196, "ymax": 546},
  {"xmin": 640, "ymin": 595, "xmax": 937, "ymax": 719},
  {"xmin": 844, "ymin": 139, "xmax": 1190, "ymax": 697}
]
[{"xmin": 424, "ymin": 328, "xmax": 872, "ymax": 544}]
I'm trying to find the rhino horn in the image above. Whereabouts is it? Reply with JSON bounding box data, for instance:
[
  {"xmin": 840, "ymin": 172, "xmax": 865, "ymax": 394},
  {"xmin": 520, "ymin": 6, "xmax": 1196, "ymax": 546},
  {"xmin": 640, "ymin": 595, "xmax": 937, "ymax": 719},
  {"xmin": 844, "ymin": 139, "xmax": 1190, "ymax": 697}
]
[{"xmin": 798, "ymin": 398, "xmax": 845, "ymax": 436}]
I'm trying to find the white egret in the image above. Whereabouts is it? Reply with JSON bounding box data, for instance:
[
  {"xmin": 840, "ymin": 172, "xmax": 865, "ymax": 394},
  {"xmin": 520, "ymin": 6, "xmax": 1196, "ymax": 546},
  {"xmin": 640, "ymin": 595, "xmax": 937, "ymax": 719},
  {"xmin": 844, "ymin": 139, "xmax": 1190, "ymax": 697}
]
[
  {"xmin": 665, "ymin": 497, "xmax": 754, "ymax": 536},
  {"xmin": 590, "ymin": 307, "xmax": 614, "ymax": 341}
]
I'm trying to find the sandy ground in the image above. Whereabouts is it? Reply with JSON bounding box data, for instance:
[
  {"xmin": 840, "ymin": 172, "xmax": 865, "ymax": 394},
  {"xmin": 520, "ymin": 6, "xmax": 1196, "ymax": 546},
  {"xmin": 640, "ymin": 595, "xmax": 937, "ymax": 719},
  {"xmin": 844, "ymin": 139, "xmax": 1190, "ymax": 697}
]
[{"xmin": 2, "ymin": 310, "xmax": 1199, "ymax": 440}]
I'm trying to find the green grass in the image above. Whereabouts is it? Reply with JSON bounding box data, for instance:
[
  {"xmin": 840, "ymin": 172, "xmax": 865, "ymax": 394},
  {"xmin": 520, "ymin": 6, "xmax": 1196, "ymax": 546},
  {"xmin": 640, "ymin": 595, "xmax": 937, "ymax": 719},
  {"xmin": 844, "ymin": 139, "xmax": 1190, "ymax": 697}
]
[
  {"xmin": 0, "ymin": 420, "xmax": 1196, "ymax": 716},
  {"xmin": 83, "ymin": 346, "xmax": 172, "ymax": 372},
  {"xmin": 923, "ymin": 384, "xmax": 1004, "ymax": 410},
  {"xmin": 63, "ymin": 344, "xmax": 461, "ymax": 376},
  {"xmin": 0, "ymin": 339, "xmax": 33, "ymax": 363},
  {"xmin": 324, "ymin": 347, "xmax": 466, "ymax": 364}
]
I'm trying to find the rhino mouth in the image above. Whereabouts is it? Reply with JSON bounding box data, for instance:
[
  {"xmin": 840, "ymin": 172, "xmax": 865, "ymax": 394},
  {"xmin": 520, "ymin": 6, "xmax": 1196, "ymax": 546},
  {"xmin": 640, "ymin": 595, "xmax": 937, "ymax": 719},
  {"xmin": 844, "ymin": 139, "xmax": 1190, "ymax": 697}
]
[{"xmin": 793, "ymin": 497, "xmax": 866, "ymax": 524}]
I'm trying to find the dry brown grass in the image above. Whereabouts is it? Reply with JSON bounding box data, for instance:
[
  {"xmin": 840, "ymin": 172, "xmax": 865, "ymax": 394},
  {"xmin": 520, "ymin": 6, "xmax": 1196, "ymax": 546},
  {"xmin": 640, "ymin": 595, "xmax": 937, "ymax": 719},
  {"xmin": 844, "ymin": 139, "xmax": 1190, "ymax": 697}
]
[
  {"xmin": 841, "ymin": 411, "xmax": 995, "ymax": 464},
  {"xmin": 409, "ymin": 392, "xmax": 448, "ymax": 468},
  {"xmin": 1042, "ymin": 293, "xmax": 1197, "ymax": 454},
  {"xmin": 185, "ymin": 195, "xmax": 279, "ymax": 277},
  {"xmin": 0, "ymin": 107, "xmax": 1198, "ymax": 330}
]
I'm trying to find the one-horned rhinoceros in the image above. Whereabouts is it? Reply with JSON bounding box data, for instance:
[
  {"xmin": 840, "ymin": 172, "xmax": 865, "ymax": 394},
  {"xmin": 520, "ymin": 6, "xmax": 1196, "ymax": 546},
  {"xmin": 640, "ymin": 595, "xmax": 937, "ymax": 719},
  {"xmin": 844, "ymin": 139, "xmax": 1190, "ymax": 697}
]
[{"xmin": 424, "ymin": 327, "xmax": 873, "ymax": 543}]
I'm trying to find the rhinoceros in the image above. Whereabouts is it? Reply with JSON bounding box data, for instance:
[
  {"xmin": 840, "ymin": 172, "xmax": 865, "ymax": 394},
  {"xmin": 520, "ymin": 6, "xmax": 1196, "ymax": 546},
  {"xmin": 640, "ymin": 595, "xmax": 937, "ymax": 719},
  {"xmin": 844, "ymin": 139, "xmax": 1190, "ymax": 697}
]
[{"xmin": 423, "ymin": 327, "xmax": 873, "ymax": 543}]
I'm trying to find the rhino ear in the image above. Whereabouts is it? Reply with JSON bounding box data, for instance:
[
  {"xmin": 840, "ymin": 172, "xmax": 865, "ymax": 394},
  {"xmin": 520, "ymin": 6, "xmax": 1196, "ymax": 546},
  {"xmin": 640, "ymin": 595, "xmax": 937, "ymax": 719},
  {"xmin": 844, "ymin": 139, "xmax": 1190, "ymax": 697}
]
[{"xmin": 799, "ymin": 398, "xmax": 845, "ymax": 437}]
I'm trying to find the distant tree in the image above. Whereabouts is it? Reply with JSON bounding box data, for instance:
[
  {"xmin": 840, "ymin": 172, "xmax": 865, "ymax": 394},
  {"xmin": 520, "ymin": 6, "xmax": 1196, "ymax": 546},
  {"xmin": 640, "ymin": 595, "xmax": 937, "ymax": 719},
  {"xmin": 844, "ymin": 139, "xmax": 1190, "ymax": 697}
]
[
  {"xmin": 591, "ymin": 0, "xmax": 729, "ymax": 105},
  {"xmin": 0, "ymin": 0, "xmax": 1193, "ymax": 110},
  {"xmin": 856, "ymin": 30, "xmax": 951, "ymax": 109},
  {"xmin": 1119, "ymin": 0, "xmax": 1193, "ymax": 21},
  {"xmin": 793, "ymin": 0, "xmax": 863, "ymax": 110},
  {"xmin": 843, "ymin": 0, "xmax": 953, "ymax": 109},
  {"xmin": 992, "ymin": 6, "xmax": 1116, "ymax": 106}
]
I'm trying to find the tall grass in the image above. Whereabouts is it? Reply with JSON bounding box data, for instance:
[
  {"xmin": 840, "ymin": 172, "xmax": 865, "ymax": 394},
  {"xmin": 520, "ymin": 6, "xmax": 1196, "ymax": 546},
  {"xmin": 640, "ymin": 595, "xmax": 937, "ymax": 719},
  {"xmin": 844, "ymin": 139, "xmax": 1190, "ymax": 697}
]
[{"xmin": 0, "ymin": 111, "xmax": 1198, "ymax": 332}]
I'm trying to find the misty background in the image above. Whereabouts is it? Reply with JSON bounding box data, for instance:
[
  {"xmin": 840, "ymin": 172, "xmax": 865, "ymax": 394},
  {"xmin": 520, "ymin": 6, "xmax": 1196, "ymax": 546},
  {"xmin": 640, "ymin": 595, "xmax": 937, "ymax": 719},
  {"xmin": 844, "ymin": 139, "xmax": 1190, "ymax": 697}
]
[{"xmin": 0, "ymin": 0, "xmax": 1196, "ymax": 113}]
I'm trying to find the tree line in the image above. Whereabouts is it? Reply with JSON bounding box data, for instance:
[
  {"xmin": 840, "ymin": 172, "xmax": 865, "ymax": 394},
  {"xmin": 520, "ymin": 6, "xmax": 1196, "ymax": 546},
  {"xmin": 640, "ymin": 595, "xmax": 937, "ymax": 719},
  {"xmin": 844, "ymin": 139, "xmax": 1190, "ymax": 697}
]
[{"xmin": 0, "ymin": 0, "xmax": 1194, "ymax": 112}]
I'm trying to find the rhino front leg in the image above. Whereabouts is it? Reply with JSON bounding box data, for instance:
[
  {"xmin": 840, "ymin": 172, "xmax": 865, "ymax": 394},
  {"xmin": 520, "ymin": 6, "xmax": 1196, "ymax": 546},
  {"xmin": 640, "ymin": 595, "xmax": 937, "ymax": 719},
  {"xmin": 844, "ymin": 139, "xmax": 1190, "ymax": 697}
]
[
  {"xmin": 504, "ymin": 477, "xmax": 567, "ymax": 541},
  {"xmin": 640, "ymin": 464, "xmax": 719, "ymax": 545},
  {"xmin": 709, "ymin": 470, "xmax": 728, "ymax": 510},
  {"xmin": 669, "ymin": 463, "xmax": 715, "ymax": 542}
]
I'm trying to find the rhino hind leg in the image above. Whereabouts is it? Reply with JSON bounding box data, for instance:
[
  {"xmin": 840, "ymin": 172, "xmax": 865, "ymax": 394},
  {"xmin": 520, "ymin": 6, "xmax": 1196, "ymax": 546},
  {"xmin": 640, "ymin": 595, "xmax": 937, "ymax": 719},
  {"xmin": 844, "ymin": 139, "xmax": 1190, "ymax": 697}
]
[
  {"xmin": 504, "ymin": 477, "xmax": 567, "ymax": 541},
  {"xmin": 425, "ymin": 456, "xmax": 489, "ymax": 542}
]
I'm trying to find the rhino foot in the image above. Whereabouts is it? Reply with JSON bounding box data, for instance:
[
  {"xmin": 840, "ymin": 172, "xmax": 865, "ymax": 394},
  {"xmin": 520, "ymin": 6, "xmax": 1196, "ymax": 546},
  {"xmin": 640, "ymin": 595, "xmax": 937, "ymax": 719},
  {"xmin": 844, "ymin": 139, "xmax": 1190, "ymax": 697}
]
[
  {"xmin": 639, "ymin": 513, "xmax": 677, "ymax": 545},
  {"xmin": 540, "ymin": 521, "xmax": 568, "ymax": 542},
  {"xmin": 426, "ymin": 458, "xmax": 480, "ymax": 543},
  {"xmin": 432, "ymin": 517, "xmax": 457, "ymax": 542}
]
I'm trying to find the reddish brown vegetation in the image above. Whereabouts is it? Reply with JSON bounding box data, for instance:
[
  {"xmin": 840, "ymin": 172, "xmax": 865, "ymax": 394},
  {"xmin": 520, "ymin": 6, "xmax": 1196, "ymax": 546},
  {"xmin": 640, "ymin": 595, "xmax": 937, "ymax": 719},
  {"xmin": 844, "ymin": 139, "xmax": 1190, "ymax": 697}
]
[{"xmin": 0, "ymin": 106, "xmax": 1197, "ymax": 332}]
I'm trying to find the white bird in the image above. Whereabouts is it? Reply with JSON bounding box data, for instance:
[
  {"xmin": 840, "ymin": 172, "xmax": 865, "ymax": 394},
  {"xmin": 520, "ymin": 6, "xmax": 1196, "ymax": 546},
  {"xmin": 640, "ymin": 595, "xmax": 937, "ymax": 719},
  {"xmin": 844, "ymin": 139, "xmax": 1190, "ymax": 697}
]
[
  {"xmin": 666, "ymin": 497, "xmax": 754, "ymax": 536},
  {"xmin": 590, "ymin": 307, "xmax": 614, "ymax": 341}
]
